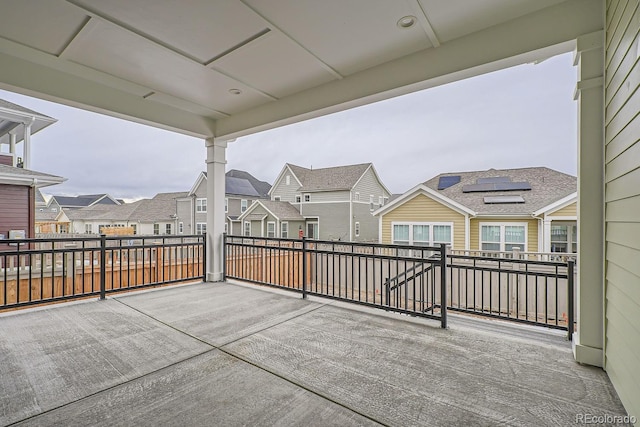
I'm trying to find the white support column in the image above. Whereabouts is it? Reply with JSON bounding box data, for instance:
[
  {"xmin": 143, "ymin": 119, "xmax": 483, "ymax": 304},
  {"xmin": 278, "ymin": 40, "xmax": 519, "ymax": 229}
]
[
  {"xmin": 572, "ymin": 30, "xmax": 604, "ymax": 367},
  {"xmin": 8, "ymin": 130, "xmax": 17, "ymax": 166},
  {"xmin": 22, "ymin": 118, "xmax": 34, "ymax": 169},
  {"xmin": 205, "ymin": 138, "xmax": 227, "ymax": 282},
  {"xmin": 543, "ymin": 219, "xmax": 552, "ymax": 253}
]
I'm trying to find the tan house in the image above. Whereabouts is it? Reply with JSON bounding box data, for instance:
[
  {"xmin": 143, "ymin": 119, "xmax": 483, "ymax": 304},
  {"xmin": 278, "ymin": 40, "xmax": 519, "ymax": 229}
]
[{"xmin": 374, "ymin": 167, "xmax": 577, "ymax": 254}]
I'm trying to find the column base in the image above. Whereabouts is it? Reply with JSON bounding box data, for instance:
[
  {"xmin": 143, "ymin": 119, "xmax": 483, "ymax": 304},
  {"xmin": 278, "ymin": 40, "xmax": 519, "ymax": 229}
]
[
  {"xmin": 206, "ymin": 272, "xmax": 224, "ymax": 282},
  {"xmin": 572, "ymin": 332, "xmax": 604, "ymax": 367}
]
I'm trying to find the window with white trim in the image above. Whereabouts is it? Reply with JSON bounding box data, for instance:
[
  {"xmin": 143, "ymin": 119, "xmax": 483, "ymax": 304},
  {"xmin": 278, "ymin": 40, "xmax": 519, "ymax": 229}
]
[
  {"xmin": 244, "ymin": 221, "xmax": 250, "ymax": 236},
  {"xmin": 286, "ymin": 175, "xmax": 290, "ymax": 185},
  {"xmin": 551, "ymin": 223, "xmax": 577, "ymax": 253},
  {"xmin": 85, "ymin": 224, "xmax": 92, "ymax": 234},
  {"xmin": 378, "ymin": 196, "xmax": 383, "ymax": 206},
  {"xmin": 392, "ymin": 223, "xmax": 453, "ymax": 246},
  {"xmin": 153, "ymin": 224, "xmax": 160, "ymax": 235},
  {"xmin": 165, "ymin": 224, "xmax": 172, "ymax": 235},
  {"xmin": 225, "ymin": 198, "xmax": 228, "ymax": 213},
  {"xmin": 281, "ymin": 222, "xmax": 288, "ymax": 238},
  {"xmin": 274, "ymin": 196, "xmax": 281, "ymax": 201},
  {"xmin": 196, "ymin": 198, "xmax": 207, "ymax": 213},
  {"xmin": 355, "ymin": 222, "xmax": 360, "ymax": 237},
  {"xmin": 295, "ymin": 195, "xmax": 301, "ymax": 203},
  {"xmin": 369, "ymin": 195, "xmax": 374, "ymax": 211},
  {"xmin": 196, "ymin": 223, "xmax": 206, "ymax": 234},
  {"xmin": 179, "ymin": 222, "xmax": 183, "ymax": 234},
  {"xmin": 304, "ymin": 194, "xmax": 310, "ymax": 202},
  {"xmin": 354, "ymin": 192, "xmax": 360, "ymax": 201},
  {"xmin": 131, "ymin": 224, "xmax": 137, "ymax": 235},
  {"xmin": 241, "ymin": 199, "xmax": 248, "ymax": 212},
  {"xmin": 480, "ymin": 223, "xmax": 526, "ymax": 252},
  {"xmin": 224, "ymin": 222, "xmax": 228, "ymax": 233},
  {"xmin": 267, "ymin": 221, "xmax": 276, "ymax": 238}
]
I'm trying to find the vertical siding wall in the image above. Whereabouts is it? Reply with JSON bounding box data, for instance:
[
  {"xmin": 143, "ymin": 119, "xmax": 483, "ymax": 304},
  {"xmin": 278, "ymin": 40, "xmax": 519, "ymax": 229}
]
[
  {"xmin": 380, "ymin": 194, "xmax": 465, "ymax": 249},
  {"xmin": 604, "ymin": 0, "xmax": 640, "ymax": 419}
]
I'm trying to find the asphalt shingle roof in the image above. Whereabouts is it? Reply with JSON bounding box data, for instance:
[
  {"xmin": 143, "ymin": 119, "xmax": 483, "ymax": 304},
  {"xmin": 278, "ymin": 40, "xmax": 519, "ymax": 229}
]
[
  {"xmin": 287, "ymin": 163, "xmax": 370, "ymax": 192},
  {"xmin": 423, "ymin": 167, "xmax": 576, "ymax": 215},
  {"xmin": 259, "ymin": 200, "xmax": 304, "ymax": 220},
  {"xmin": 63, "ymin": 192, "xmax": 187, "ymax": 222}
]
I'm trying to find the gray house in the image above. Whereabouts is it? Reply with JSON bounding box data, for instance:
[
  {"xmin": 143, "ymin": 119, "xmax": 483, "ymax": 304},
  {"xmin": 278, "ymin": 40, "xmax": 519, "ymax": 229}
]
[
  {"xmin": 243, "ymin": 163, "xmax": 390, "ymax": 241},
  {"xmin": 177, "ymin": 170, "xmax": 271, "ymax": 235}
]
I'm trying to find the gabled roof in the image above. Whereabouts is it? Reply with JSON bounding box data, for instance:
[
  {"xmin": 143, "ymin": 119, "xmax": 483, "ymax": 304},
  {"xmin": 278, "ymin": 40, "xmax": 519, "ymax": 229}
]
[
  {"xmin": 35, "ymin": 188, "xmax": 47, "ymax": 205},
  {"xmin": 63, "ymin": 192, "xmax": 187, "ymax": 223},
  {"xmin": 188, "ymin": 170, "xmax": 271, "ymax": 198},
  {"xmin": 284, "ymin": 163, "xmax": 373, "ymax": 192},
  {"xmin": 0, "ymin": 164, "xmax": 66, "ymax": 187},
  {"xmin": 423, "ymin": 167, "xmax": 576, "ymax": 216},
  {"xmin": 239, "ymin": 200, "xmax": 304, "ymax": 222},
  {"xmin": 373, "ymin": 184, "xmax": 476, "ymax": 217},
  {"xmin": 49, "ymin": 193, "xmax": 120, "ymax": 209}
]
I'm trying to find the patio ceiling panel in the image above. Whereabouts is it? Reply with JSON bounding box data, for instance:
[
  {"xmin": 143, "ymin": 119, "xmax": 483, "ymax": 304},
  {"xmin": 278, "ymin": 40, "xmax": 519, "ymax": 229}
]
[{"xmin": 0, "ymin": 0, "xmax": 602, "ymax": 140}]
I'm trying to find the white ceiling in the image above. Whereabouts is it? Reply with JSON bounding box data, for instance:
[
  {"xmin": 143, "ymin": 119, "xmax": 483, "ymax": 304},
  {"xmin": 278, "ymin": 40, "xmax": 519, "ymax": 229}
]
[{"xmin": 0, "ymin": 0, "xmax": 602, "ymax": 140}]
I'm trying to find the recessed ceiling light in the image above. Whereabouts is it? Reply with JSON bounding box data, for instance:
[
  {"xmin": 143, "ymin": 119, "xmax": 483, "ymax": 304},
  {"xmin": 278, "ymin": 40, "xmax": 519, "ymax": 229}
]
[
  {"xmin": 228, "ymin": 88, "xmax": 242, "ymax": 95},
  {"xmin": 397, "ymin": 15, "xmax": 416, "ymax": 29}
]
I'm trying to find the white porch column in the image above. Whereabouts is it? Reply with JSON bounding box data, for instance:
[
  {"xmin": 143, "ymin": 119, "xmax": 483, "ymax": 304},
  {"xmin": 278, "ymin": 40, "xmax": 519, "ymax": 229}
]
[
  {"xmin": 543, "ymin": 219, "xmax": 552, "ymax": 253},
  {"xmin": 573, "ymin": 30, "xmax": 604, "ymax": 367},
  {"xmin": 8, "ymin": 130, "xmax": 17, "ymax": 166},
  {"xmin": 205, "ymin": 138, "xmax": 227, "ymax": 282},
  {"xmin": 22, "ymin": 118, "xmax": 34, "ymax": 169}
]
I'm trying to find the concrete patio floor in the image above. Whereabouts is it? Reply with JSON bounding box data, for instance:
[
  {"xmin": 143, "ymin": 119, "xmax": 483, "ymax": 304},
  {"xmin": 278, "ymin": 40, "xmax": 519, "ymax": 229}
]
[{"xmin": 0, "ymin": 281, "xmax": 630, "ymax": 426}]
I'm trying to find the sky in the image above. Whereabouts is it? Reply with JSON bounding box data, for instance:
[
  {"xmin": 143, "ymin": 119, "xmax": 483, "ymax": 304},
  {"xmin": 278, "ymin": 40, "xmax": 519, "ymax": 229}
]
[{"xmin": 0, "ymin": 52, "xmax": 577, "ymax": 200}]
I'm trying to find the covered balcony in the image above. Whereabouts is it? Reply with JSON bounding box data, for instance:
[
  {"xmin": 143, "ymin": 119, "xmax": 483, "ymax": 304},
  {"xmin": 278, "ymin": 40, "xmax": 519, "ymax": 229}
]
[{"xmin": 0, "ymin": 0, "xmax": 637, "ymax": 423}]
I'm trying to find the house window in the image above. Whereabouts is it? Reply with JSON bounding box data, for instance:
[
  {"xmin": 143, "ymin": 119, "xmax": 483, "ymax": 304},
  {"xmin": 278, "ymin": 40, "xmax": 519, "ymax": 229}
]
[
  {"xmin": 392, "ymin": 223, "xmax": 453, "ymax": 246},
  {"xmin": 281, "ymin": 222, "xmax": 288, "ymax": 238},
  {"xmin": 196, "ymin": 198, "xmax": 207, "ymax": 213},
  {"xmin": 551, "ymin": 224, "xmax": 578, "ymax": 253},
  {"xmin": 51, "ymin": 208, "xmax": 57, "ymax": 212},
  {"xmin": 355, "ymin": 222, "xmax": 360, "ymax": 237},
  {"xmin": 480, "ymin": 223, "xmax": 526, "ymax": 252},
  {"xmin": 131, "ymin": 224, "xmax": 137, "ymax": 235},
  {"xmin": 304, "ymin": 194, "xmax": 310, "ymax": 202},
  {"xmin": 369, "ymin": 195, "xmax": 374, "ymax": 211},
  {"xmin": 295, "ymin": 195, "xmax": 301, "ymax": 203},
  {"xmin": 378, "ymin": 196, "xmax": 383, "ymax": 206},
  {"xmin": 267, "ymin": 222, "xmax": 276, "ymax": 238},
  {"xmin": 196, "ymin": 223, "xmax": 206, "ymax": 234},
  {"xmin": 224, "ymin": 222, "xmax": 228, "ymax": 233},
  {"xmin": 286, "ymin": 175, "xmax": 290, "ymax": 185},
  {"xmin": 165, "ymin": 224, "xmax": 172, "ymax": 235},
  {"xmin": 179, "ymin": 222, "xmax": 184, "ymax": 234},
  {"xmin": 244, "ymin": 221, "xmax": 250, "ymax": 236},
  {"xmin": 85, "ymin": 224, "xmax": 92, "ymax": 234},
  {"xmin": 225, "ymin": 198, "xmax": 228, "ymax": 213},
  {"xmin": 274, "ymin": 196, "xmax": 281, "ymax": 201},
  {"xmin": 153, "ymin": 224, "xmax": 160, "ymax": 235},
  {"xmin": 354, "ymin": 192, "xmax": 360, "ymax": 201},
  {"xmin": 241, "ymin": 199, "xmax": 248, "ymax": 212}
]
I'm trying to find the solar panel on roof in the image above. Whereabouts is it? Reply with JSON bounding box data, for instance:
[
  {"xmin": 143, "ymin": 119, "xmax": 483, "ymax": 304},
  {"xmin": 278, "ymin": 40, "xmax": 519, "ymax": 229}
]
[
  {"xmin": 477, "ymin": 176, "xmax": 511, "ymax": 184},
  {"xmin": 437, "ymin": 175, "xmax": 461, "ymax": 190},
  {"xmin": 484, "ymin": 195, "xmax": 525, "ymax": 204},
  {"xmin": 463, "ymin": 181, "xmax": 531, "ymax": 193},
  {"xmin": 226, "ymin": 177, "xmax": 260, "ymax": 196}
]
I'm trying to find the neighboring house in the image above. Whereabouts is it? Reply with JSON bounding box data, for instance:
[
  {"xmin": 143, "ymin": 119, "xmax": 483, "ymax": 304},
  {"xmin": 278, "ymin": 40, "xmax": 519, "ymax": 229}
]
[
  {"xmin": 374, "ymin": 167, "xmax": 577, "ymax": 254},
  {"xmin": 238, "ymin": 200, "xmax": 305, "ymax": 239},
  {"xmin": 243, "ymin": 162, "xmax": 391, "ymax": 241},
  {"xmin": 0, "ymin": 99, "xmax": 65, "ymax": 241},
  {"xmin": 177, "ymin": 170, "xmax": 271, "ymax": 235},
  {"xmin": 36, "ymin": 193, "xmax": 121, "ymax": 233},
  {"xmin": 57, "ymin": 192, "xmax": 186, "ymax": 235}
]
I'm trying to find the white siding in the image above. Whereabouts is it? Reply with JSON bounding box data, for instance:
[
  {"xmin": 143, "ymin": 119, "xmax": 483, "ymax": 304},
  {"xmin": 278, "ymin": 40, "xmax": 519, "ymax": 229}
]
[{"xmin": 604, "ymin": 0, "xmax": 640, "ymax": 419}]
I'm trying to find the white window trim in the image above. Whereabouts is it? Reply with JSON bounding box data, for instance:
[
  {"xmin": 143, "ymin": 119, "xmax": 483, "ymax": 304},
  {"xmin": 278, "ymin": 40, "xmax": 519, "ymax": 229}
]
[
  {"xmin": 479, "ymin": 222, "xmax": 528, "ymax": 252},
  {"xmin": 267, "ymin": 221, "xmax": 276, "ymax": 238},
  {"xmin": 295, "ymin": 195, "xmax": 301, "ymax": 203},
  {"xmin": 225, "ymin": 198, "xmax": 228, "ymax": 213},
  {"xmin": 391, "ymin": 222, "xmax": 454, "ymax": 246},
  {"xmin": 196, "ymin": 198, "xmax": 207, "ymax": 213},
  {"xmin": 355, "ymin": 221, "xmax": 360, "ymax": 237},
  {"xmin": 274, "ymin": 196, "xmax": 281, "ymax": 201},
  {"xmin": 286, "ymin": 175, "xmax": 290, "ymax": 185},
  {"xmin": 179, "ymin": 222, "xmax": 184, "ymax": 234},
  {"xmin": 243, "ymin": 221, "xmax": 251, "ymax": 236},
  {"xmin": 303, "ymin": 193, "xmax": 311, "ymax": 202},
  {"xmin": 196, "ymin": 223, "xmax": 206, "ymax": 234},
  {"xmin": 281, "ymin": 221, "xmax": 288, "ymax": 238},
  {"xmin": 354, "ymin": 192, "xmax": 360, "ymax": 201},
  {"xmin": 241, "ymin": 199, "xmax": 248, "ymax": 212}
]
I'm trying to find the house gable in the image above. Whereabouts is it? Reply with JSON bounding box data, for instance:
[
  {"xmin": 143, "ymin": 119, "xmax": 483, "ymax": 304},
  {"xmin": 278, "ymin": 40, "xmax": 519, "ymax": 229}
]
[{"xmin": 269, "ymin": 164, "xmax": 303, "ymax": 202}]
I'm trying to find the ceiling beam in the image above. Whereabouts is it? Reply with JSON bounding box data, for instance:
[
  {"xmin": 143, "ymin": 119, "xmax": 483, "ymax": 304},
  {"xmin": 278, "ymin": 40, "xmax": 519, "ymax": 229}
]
[
  {"xmin": 214, "ymin": 0, "xmax": 603, "ymax": 140},
  {"xmin": 409, "ymin": 0, "xmax": 441, "ymax": 48}
]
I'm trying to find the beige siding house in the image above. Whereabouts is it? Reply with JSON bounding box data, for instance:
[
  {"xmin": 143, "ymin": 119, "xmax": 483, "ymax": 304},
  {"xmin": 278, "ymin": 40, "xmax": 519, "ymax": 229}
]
[{"xmin": 375, "ymin": 167, "xmax": 577, "ymax": 254}]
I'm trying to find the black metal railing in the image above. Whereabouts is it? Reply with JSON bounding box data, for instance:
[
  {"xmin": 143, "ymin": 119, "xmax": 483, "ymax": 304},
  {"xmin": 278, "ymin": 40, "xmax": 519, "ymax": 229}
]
[
  {"xmin": 0, "ymin": 234, "xmax": 205, "ymax": 310},
  {"xmin": 447, "ymin": 253, "xmax": 575, "ymax": 340},
  {"xmin": 223, "ymin": 235, "xmax": 448, "ymax": 328}
]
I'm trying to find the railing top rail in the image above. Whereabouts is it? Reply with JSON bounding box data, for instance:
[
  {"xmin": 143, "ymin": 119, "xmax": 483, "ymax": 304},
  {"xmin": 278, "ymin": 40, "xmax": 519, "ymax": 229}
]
[{"xmin": 448, "ymin": 253, "xmax": 570, "ymax": 267}]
